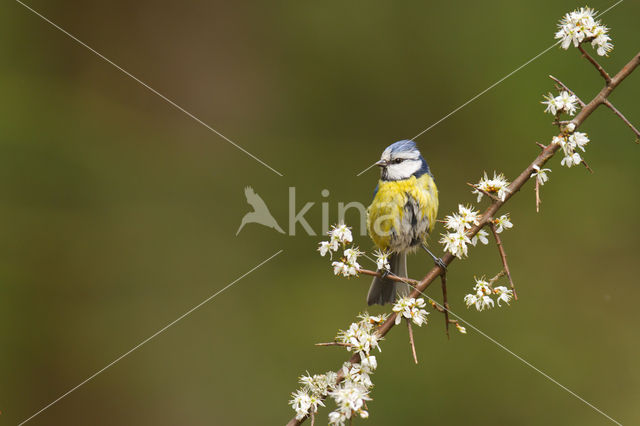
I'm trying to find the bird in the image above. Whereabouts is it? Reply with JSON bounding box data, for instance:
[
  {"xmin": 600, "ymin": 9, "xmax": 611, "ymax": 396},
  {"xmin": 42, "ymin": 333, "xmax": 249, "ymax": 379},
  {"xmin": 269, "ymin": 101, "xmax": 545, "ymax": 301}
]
[
  {"xmin": 366, "ymin": 140, "xmax": 441, "ymax": 305},
  {"xmin": 236, "ymin": 186, "xmax": 285, "ymax": 235}
]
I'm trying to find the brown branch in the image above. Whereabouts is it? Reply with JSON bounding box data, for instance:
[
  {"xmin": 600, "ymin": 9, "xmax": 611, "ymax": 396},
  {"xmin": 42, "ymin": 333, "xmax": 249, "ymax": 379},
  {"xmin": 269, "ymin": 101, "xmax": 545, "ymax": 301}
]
[
  {"xmin": 286, "ymin": 50, "xmax": 640, "ymax": 426},
  {"xmin": 578, "ymin": 45, "xmax": 611, "ymax": 84},
  {"xmin": 603, "ymin": 100, "xmax": 640, "ymax": 141},
  {"xmin": 356, "ymin": 268, "xmax": 420, "ymax": 287},
  {"xmin": 489, "ymin": 223, "xmax": 517, "ymax": 300},
  {"xmin": 407, "ymin": 320, "xmax": 418, "ymax": 364}
]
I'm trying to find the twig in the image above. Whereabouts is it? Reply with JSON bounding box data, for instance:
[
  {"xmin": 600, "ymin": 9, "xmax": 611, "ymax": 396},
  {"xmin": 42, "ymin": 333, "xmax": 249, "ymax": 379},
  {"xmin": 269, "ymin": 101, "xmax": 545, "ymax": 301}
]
[
  {"xmin": 548, "ymin": 75, "xmax": 587, "ymax": 107},
  {"xmin": 357, "ymin": 268, "xmax": 420, "ymax": 287},
  {"xmin": 535, "ymin": 176, "xmax": 541, "ymax": 212},
  {"xmin": 603, "ymin": 99, "xmax": 640, "ymax": 141},
  {"xmin": 578, "ymin": 45, "xmax": 611, "ymax": 84},
  {"xmin": 535, "ymin": 142, "xmax": 547, "ymax": 150},
  {"xmin": 286, "ymin": 50, "xmax": 640, "ymax": 426},
  {"xmin": 488, "ymin": 270, "xmax": 507, "ymax": 287},
  {"xmin": 466, "ymin": 182, "xmax": 500, "ymax": 202},
  {"xmin": 429, "ymin": 300, "xmax": 445, "ymax": 313},
  {"xmin": 315, "ymin": 342, "xmax": 352, "ymax": 347},
  {"xmin": 490, "ymin": 223, "xmax": 517, "ymax": 300},
  {"xmin": 440, "ymin": 273, "xmax": 450, "ymax": 339},
  {"xmin": 406, "ymin": 320, "xmax": 418, "ymax": 364}
]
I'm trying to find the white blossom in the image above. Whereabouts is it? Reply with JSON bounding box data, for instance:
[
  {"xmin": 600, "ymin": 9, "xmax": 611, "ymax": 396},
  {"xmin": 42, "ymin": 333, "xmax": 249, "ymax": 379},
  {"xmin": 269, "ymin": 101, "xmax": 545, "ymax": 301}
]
[
  {"xmin": 458, "ymin": 204, "xmax": 481, "ymax": 227},
  {"xmin": 440, "ymin": 231, "xmax": 471, "ymax": 258},
  {"xmin": 443, "ymin": 213, "xmax": 465, "ymax": 231},
  {"xmin": 542, "ymin": 91, "xmax": 578, "ymax": 116},
  {"xmin": 336, "ymin": 318, "xmax": 381, "ymax": 356},
  {"xmin": 299, "ymin": 372, "xmax": 337, "ymax": 397},
  {"xmin": 542, "ymin": 92, "xmax": 562, "ymax": 115},
  {"xmin": 328, "ymin": 410, "xmax": 347, "ymax": 426},
  {"xmin": 554, "ymin": 7, "xmax": 613, "ymax": 56},
  {"xmin": 560, "ymin": 151, "xmax": 582, "ymax": 168},
  {"xmin": 357, "ymin": 312, "xmax": 388, "ymax": 327},
  {"xmin": 361, "ymin": 355, "xmax": 378, "ymax": 372},
  {"xmin": 494, "ymin": 286, "xmax": 514, "ymax": 306},
  {"xmin": 592, "ymin": 26, "xmax": 613, "ymax": 56},
  {"xmin": 565, "ymin": 122, "xmax": 576, "ymax": 133},
  {"xmin": 332, "ymin": 261, "xmax": 348, "ymax": 276},
  {"xmin": 444, "ymin": 205, "xmax": 480, "ymax": 233},
  {"xmin": 470, "ymin": 229, "xmax": 490, "ymax": 246},
  {"xmin": 569, "ymin": 131, "xmax": 590, "ymax": 152},
  {"xmin": 393, "ymin": 296, "xmax": 429, "ymax": 326},
  {"xmin": 290, "ymin": 389, "xmax": 324, "ymax": 420},
  {"xmin": 455, "ymin": 323, "xmax": 467, "ymax": 334},
  {"xmin": 464, "ymin": 278, "xmax": 496, "ymax": 311},
  {"xmin": 329, "ymin": 381, "xmax": 372, "ymax": 420},
  {"xmin": 531, "ymin": 165, "xmax": 551, "ymax": 186},
  {"xmin": 343, "ymin": 247, "xmax": 362, "ymax": 265},
  {"xmin": 317, "ymin": 241, "xmax": 333, "ymax": 257},
  {"xmin": 464, "ymin": 277, "xmax": 515, "ymax": 312},
  {"xmin": 473, "ymin": 172, "xmax": 511, "ymax": 202},
  {"xmin": 329, "ymin": 223, "xmax": 353, "ymax": 245},
  {"xmin": 493, "ymin": 214, "xmax": 513, "ymax": 233},
  {"xmin": 343, "ymin": 362, "xmax": 373, "ymax": 389},
  {"xmin": 373, "ymin": 249, "xmax": 391, "ymax": 272}
]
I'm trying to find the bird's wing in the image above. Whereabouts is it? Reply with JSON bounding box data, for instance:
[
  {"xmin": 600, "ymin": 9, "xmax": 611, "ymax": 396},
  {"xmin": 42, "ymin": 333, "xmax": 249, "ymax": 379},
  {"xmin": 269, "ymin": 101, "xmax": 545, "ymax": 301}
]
[
  {"xmin": 371, "ymin": 182, "xmax": 379, "ymax": 200},
  {"xmin": 244, "ymin": 186, "xmax": 270, "ymax": 212}
]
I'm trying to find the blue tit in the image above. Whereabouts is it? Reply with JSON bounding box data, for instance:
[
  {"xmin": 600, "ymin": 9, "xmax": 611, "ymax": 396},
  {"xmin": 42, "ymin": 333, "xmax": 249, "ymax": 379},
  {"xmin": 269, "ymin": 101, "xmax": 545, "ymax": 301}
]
[{"xmin": 366, "ymin": 140, "xmax": 439, "ymax": 305}]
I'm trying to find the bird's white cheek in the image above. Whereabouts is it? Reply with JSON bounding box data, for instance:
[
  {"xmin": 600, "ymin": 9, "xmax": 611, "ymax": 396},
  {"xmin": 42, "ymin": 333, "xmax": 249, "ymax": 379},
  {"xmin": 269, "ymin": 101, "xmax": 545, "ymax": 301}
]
[{"xmin": 386, "ymin": 161, "xmax": 420, "ymax": 180}]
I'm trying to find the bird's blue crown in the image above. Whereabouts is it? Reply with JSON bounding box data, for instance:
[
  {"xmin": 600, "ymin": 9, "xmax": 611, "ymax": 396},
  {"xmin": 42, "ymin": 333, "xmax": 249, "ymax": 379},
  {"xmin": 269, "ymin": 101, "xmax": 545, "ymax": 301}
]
[{"xmin": 384, "ymin": 140, "xmax": 430, "ymax": 178}]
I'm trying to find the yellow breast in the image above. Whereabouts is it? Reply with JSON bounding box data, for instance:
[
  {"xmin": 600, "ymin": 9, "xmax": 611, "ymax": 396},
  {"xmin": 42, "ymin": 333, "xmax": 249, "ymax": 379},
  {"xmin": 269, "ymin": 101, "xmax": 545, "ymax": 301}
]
[{"xmin": 367, "ymin": 174, "xmax": 438, "ymax": 250}]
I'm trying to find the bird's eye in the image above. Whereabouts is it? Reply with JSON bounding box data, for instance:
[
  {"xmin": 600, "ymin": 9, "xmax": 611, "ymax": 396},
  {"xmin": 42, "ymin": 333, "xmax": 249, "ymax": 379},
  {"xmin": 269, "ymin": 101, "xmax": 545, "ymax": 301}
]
[{"xmin": 393, "ymin": 158, "xmax": 403, "ymax": 164}]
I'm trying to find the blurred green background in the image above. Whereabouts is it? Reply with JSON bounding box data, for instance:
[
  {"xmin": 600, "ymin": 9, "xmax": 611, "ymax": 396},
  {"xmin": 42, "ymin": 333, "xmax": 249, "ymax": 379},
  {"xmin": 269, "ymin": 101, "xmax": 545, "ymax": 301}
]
[{"xmin": 2, "ymin": 0, "xmax": 639, "ymax": 425}]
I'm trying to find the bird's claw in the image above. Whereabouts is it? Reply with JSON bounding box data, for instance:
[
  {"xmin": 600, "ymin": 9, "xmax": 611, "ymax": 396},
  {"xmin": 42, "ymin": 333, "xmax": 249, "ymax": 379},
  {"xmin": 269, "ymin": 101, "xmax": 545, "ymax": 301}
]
[
  {"xmin": 434, "ymin": 258, "xmax": 447, "ymax": 271},
  {"xmin": 379, "ymin": 269, "xmax": 390, "ymax": 279}
]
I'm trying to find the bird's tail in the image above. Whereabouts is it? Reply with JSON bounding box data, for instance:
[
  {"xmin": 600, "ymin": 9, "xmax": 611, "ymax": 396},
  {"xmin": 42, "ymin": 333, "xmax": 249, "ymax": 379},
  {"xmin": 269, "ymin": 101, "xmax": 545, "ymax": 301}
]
[{"xmin": 366, "ymin": 252, "xmax": 411, "ymax": 306}]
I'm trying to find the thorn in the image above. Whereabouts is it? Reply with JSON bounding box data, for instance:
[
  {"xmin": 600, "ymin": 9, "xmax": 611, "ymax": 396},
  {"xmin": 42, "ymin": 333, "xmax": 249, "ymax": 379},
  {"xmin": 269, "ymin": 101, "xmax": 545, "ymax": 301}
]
[{"xmin": 407, "ymin": 320, "xmax": 418, "ymax": 364}]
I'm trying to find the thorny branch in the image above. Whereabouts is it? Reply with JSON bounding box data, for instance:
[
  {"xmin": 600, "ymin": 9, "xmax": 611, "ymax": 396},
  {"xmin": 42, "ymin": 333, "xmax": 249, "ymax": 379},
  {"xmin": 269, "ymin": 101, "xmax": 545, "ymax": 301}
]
[
  {"xmin": 577, "ymin": 46, "xmax": 640, "ymax": 141},
  {"xmin": 489, "ymin": 222, "xmax": 517, "ymax": 300},
  {"xmin": 603, "ymin": 100, "xmax": 640, "ymax": 141},
  {"xmin": 406, "ymin": 320, "xmax": 418, "ymax": 364},
  {"xmin": 287, "ymin": 51, "xmax": 640, "ymax": 426},
  {"xmin": 578, "ymin": 45, "xmax": 611, "ymax": 84}
]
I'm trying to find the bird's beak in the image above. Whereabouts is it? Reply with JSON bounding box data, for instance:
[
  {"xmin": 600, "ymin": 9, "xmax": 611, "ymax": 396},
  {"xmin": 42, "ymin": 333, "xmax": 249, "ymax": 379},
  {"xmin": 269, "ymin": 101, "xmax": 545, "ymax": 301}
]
[{"xmin": 375, "ymin": 159, "xmax": 387, "ymax": 167}]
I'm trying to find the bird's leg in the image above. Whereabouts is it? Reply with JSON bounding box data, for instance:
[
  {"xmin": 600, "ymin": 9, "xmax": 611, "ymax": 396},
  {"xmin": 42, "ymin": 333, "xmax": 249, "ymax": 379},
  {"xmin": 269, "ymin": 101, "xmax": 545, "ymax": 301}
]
[
  {"xmin": 421, "ymin": 244, "xmax": 447, "ymax": 272},
  {"xmin": 379, "ymin": 268, "xmax": 390, "ymax": 280}
]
